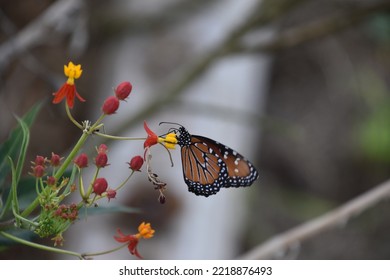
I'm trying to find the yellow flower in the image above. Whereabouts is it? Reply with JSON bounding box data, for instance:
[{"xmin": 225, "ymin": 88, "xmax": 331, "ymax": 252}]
[
  {"xmin": 64, "ymin": 62, "xmax": 82, "ymax": 85},
  {"xmin": 136, "ymin": 222, "xmax": 155, "ymax": 239},
  {"xmin": 52, "ymin": 62, "xmax": 85, "ymax": 109},
  {"xmin": 158, "ymin": 133, "xmax": 178, "ymax": 149}
]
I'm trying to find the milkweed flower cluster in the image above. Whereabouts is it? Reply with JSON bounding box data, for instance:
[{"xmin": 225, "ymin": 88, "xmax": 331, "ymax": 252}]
[{"xmin": 0, "ymin": 61, "xmax": 181, "ymax": 259}]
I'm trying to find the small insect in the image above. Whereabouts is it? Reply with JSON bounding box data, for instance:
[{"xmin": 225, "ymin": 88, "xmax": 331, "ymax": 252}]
[{"xmin": 161, "ymin": 123, "xmax": 259, "ymax": 197}]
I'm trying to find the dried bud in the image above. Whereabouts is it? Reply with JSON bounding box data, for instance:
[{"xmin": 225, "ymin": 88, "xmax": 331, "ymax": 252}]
[
  {"xmin": 115, "ymin": 81, "xmax": 133, "ymax": 100},
  {"xmin": 97, "ymin": 144, "xmax": 108, "ymax": 153},
  {"xmin": 102, "ymin": 96, "xmax": 120, "ymax": 115},
  {"xmin": 74, "ymin": 153, "xmax": 88, "ymax": 169},
  {"xmin": 93, "ymin": 178, "xmax": 108, "ymax": 196},
  {"xmin": 128, "ymin": 155, "xmax": 144, "ymax": 171},
  {"xmin": 106, "ymin": 188, "xmax": 117, "ymax": 202},
  {"xmin": 159, "ymin": 193, "xmax": 166, "ymax": 204}
]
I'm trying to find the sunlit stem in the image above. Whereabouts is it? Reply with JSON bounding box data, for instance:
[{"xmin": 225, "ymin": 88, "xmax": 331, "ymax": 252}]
[{"xmin": 0, "ymin": 231, "xmax": 83, "ymax": 259}]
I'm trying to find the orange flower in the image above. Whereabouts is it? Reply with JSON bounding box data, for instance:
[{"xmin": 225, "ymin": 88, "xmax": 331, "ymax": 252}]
[
  {"xmin": 143, "ymin": 121, "xmax": 158, "ymax": 149},
  {"xmin": 52, "ymin": 62, "xmax": 85, "ymax": 109},
  {"xmin": 136, "ymin": 222, "xmax": 155, "ymax": 239},
  {"xmin": 114, "ymin": 222, "xmax": 155, "ymax": 259},
  {"xmin": 143, "ymin": 121, "xmax": 177, "ymax": 149}
]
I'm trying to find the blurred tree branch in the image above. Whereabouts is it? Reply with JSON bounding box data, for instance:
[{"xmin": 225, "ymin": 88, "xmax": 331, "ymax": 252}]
[
  {"xmin": 112, "ymin": 0, "xmax": 389, "ymax": 135},
  {"xmin": 235, "ymin": 0, "xmax": 390, "ymax": 53},
  {"xmin": 111, "ymin": 0, "xmax": 308, "ymax": 135},
  {"xmin": 0, "ymin": 0, "xmax": 86, "ymax": 73},
  {"xmin": 239, "ymin": 178, "xmax": 390, "ymax": 259}
]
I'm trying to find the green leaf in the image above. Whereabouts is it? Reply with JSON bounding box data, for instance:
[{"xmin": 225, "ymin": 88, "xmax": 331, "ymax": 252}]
[
  {"xmin": 0, "ymin": 102, "xmax": 42, "ymax": 218},
  {"xmin": 0, "ymin": 102, "xmax": 43, "ymax": 188}
]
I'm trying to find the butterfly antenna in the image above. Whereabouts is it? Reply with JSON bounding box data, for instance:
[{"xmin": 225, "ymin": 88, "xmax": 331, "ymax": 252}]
[{"xmin": 159, "ymin": 121, "xmax": 183, "ymax": 127}]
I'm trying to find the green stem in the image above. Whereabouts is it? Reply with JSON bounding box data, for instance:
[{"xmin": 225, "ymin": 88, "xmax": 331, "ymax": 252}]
[
  {"xmin": 0, "ymin": 231, "xmax": 83, "ymax": 259},
  {"xmin": 78, "ymin": 169, "xmax": 86, "ymax": 199},
  {"xmin": 94, "ymin": 132, "xmax": 146, "ymax": 141},
  {"xmin": 82, "ymin": 242, "xmax": 128, "ymax": 258},
  {"xmin": 115, "ymin": 171, "xmax": 135, "ymax": 192},
  {"xmin": 85, "ymin": 168, "xmax": 100, "ymax": 200},
  {"xmin": 65, "ymin": 104, "xmax": 83, "ymax": 130},
  {"xmin": 54, "ymin": 132, "xmax": 90, "ymax": 181},
  {"xmin": 12, "ymin": 212, "xmax": 39, "ymax": 229},
  {"xmin": 0, "ymin": 189, "xmax": 12, "ymax": 219}
]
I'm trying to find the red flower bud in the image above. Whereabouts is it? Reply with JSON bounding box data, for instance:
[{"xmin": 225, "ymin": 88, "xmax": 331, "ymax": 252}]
[
  {"xmin": 102, "ymin": 96, "xmax": 120, "ymax": 115},
  {"xmin": 95, "ymin": 152, "xmax": 109, "ymax": 168},
  {"xmin": 74, "ymin": 153, "xmax": 88, "ymax": 168},
  {"xmin": 34, "ymin": 155, "xmax": 46, "ymax": 166},
  {"xmin": 46, "ymin": 176, "xmax": 57, "ymax": 186},
  {"xmin": 115, "ymin": 81, "xmax": 133, "ymax": 100},
  {"xmin": 32, "ymin": 165, "xmax": 45, "ymax": 178},
  {"xmin": 93, "ymin": 178, "xmax": 108, "ymax": 196},
  {"xmin": 50, "ymin": 152, "xmax": 62, "ymax": 167},
  {"xmin": 128, "ymin": 155, "xmax": 144, "ymax": 171}
]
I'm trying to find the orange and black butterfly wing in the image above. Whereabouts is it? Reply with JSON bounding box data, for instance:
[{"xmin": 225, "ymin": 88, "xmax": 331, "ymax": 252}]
[{"xmin": 180, "ymin": 134, "xmax": 259, "ymax": 197}]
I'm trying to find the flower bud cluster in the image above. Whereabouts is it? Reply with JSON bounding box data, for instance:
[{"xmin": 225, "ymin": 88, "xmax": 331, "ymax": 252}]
[
  {"xmin": 30, "ymin": 153, "xmax": 62, "ymax": 179},
  {"xmin": 54, "ymin": 203, "xmax": 78, "ymax": 221},
  {"xmin": 73, "ymin": 143, "xmax": 144, "ymax": 204}
]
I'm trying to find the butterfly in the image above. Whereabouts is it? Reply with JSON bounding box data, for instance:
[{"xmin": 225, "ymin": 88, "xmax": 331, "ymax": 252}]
[{"xmin": 162, "ymin": 123, "xmax": 259, "ymax": 197}]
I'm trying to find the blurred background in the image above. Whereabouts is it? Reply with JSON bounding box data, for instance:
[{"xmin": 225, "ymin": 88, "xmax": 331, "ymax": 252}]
[{"xmin": 0, "ymin": 0, "xmax": 390, "ymax": 259}]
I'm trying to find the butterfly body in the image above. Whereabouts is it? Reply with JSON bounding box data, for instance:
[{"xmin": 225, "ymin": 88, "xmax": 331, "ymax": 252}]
[{"xmin": 175, "ymin": 126, "xmax": 259, "ymax": 197}]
